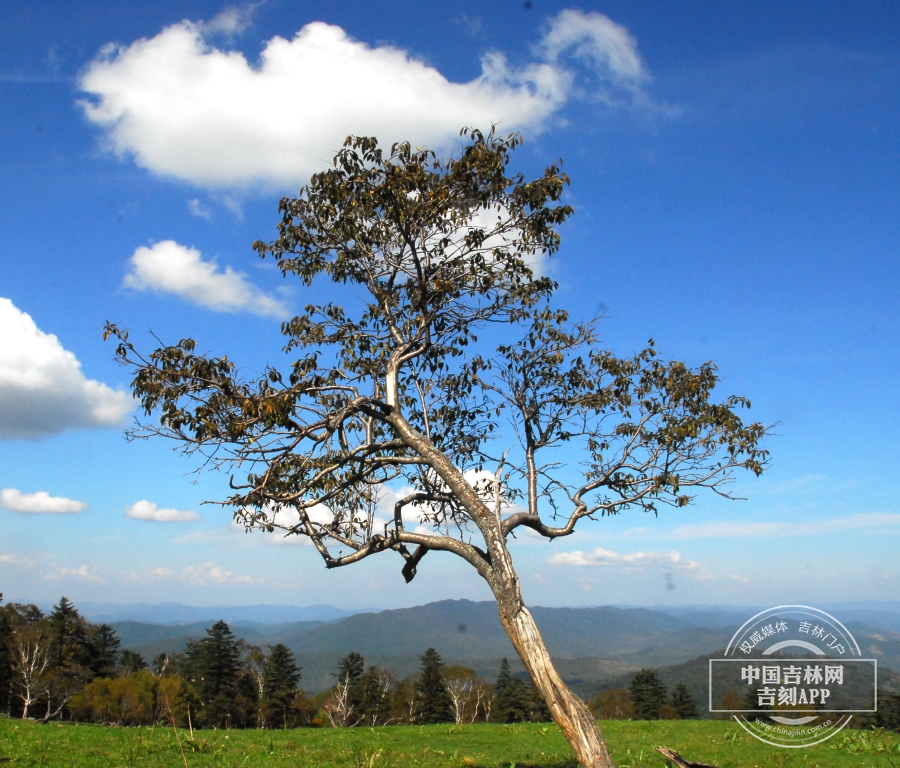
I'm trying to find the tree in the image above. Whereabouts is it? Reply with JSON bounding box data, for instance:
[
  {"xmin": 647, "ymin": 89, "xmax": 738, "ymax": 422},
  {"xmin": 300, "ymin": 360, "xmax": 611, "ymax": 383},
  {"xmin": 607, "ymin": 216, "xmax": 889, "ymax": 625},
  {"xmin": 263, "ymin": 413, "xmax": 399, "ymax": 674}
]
[
  {"xmin": 120, "ymin": 650, "xmax": 148, "ymax": 676},
  {"xmin": 105, "ymin": 128, "xmax": 769, "ymax": 767},
  {"xmin": 494, "ymin": 657, "xmax": 528, "ymax": 723},
  {"xmin": 713, "ymin": 690, "xmax": 743, "ymax": 720},
  {"xmin": 239, "ymin": 642, "xmax": 268, "ymax": 727},
  {"xmin": 670, "ymin": 683, "xmax": 699, "ymax": 719},
  {"xmin": 415, "ymin": 648, "xmax": 452, "ymax": 724},
  {"xmin": 358, "ymin": 665, "xmax": 393, "ymax": 726},
  {"xmin": 590, "ymin": 688, "xmax": 633, "ymax": 720},
  {"xmin": 40, "ymin": 597, "xmax": 93, "ymax": 721},
  {"xmin": 493, "ymin": 657, "xmax": 547, "ymax": 723},
  {"xmin": 152, "ymin": 652, "xmax": 173, "ymax": 677},
  {"xmin": 389, "ymin": 676, "xmax": 418, "ymax": 724},
  {"xmin": 444, "ymin": 665, "xmax": 479, "ymax": 724},
  {"xmin": 336, "ymin": 651, "xmax": 366, "ymax": 724},
  {"xmin": 48, "ymin": 597, "xmax": 88, "ymax": 669},
  {"xmin": 183, "ymin": 620, "xmax": 242, "ymax": 727},
  {"xmin": 9, "ymin": 618, "xmax": 51, "ymax": 718},
  {"xmin": 323, "ymin": 651, "xmax": 366, "ymax": 727},
  {"xmin": 0, "ymin": 595, "xmax": 13, "ymax": 715},
  {"xmin": 629, "ymin": 669, "xmax": 668, "ymax": 720},
  {"xmin": 2, "ymin": 600, "xmax": 47, "ymax": 718},
  {"xmin": 262, "ymin": 643, "xmax": 301, "ymax": 728},
  {"xmin": 335, "ymin": 651, "xmax": 365, "ymax": 689},
  {"xmin": 87, "ymin": 624, "xmax": 121, "ymax": 679},
  {"xmin": 876, "ymin": 692, "xmax": 900, "ymax": 732},
  {"xmin": 71, "ymin": 672, "xmax": 156, "ymax": 726},
  {"xmin": 323, "ymin": 676, "xmax": 355, "ymax": 727}
]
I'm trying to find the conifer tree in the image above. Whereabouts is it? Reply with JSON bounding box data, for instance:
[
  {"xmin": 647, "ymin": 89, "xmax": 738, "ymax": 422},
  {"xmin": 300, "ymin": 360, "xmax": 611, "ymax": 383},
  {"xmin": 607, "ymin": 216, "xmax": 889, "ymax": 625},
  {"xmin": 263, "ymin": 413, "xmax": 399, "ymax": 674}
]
[
  {"xmin": 235, "ymin": 670, "xmax": 260, "ymax": 728},
  {"xmin": 415, "ymin": 648, "xmax": 452, "ymax": 724},
  {"xmin": 358, "ymin": 665, "xmax": 393, "ymax": 726},
  {"xmin": 670, "ymin": 683, "xmax": 699, "ymax": 719},
  {"xmin": 87, "ymin": 624, "xmax": 121, "ymax": 678},
  {"xmin": 0, "ymin": 595, "xmax": 13, "ymax": 713},
  {"xmin": 184, "ymin": 620, "xmax": 242, "ymax": 727},
  {"xmin": 48, "ymin": 597, "xmax": 88, "ymax": 669},
  {"xmin": 526, "ymin": 682, "xmax": 552, "ymax": 722},
  {"xmin": 263, "ymin": 643, "xmax": 301, "ymax": 728},
  {"xmin": 494, "ymin": 657, "xmax": 532, "ymax": 723},
  {"xmin": 629, "ymin": 669, "xmax": 668, "ymax": 720},
  {"xmin": 42, "ymin": 597, "xmax": 93, "ymax": 721},
  {"xmin": 334, "ymin": 651, "xmax": 366, "ymax": 723},
  {"xmin": 335, "ymin": 651, "xmax": 365, "ymax": 683},
  {"xmin": 120, "ymin": 650, "xmax": 148, "ymax": 676}
]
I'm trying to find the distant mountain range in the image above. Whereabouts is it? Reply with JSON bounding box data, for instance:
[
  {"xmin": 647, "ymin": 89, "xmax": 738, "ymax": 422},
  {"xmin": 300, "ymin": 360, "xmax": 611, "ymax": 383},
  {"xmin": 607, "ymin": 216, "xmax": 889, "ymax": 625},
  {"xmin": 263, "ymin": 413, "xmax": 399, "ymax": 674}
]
[
  {"xmin": 78, "ymin": 602, "xmax": 366, "ymax": 625},
  {"xmin": 108, "ymin": 599, "xmax": 900, "ymax": 695}
]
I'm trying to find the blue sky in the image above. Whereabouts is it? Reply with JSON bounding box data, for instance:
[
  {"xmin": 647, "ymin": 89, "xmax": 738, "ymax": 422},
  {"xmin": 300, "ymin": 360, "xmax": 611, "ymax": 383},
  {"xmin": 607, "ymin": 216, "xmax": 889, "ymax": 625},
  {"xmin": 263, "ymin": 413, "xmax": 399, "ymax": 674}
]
[{"xmin": 1, "ymin": 1, "xmax": 898, "ymax": 611}]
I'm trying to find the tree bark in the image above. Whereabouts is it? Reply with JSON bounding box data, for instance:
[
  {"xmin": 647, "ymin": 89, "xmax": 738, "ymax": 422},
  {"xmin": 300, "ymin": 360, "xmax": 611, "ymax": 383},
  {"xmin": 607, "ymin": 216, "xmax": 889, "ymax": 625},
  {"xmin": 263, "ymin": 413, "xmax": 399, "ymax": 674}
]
[
  {"xmin": 500, "ymin": 602, "xmax": 615, "ymax": 768},
  {"xmin": 486, "ymin": 538, "xmax": 615, "ymax": 768}
]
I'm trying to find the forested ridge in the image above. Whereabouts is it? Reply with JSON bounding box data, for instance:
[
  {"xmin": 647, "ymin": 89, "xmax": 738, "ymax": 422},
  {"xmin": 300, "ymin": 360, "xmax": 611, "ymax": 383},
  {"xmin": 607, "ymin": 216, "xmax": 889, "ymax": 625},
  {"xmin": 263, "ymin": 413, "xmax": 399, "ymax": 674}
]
[
  {"xmin": 3, "ymin": 594, "xmax": 899, "ymax": 732},
  {"xmin": 0, "ymin": 594, "xmax": 552, "ymax": 728}
]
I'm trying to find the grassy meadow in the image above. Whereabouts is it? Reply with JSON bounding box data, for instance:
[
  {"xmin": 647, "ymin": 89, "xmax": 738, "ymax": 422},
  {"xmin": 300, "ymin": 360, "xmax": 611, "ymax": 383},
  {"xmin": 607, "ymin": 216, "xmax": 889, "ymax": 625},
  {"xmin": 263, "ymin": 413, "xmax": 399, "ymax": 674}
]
[{"xmin": 0, "ymin": 718, "xmax": 899, "ymax": 768}]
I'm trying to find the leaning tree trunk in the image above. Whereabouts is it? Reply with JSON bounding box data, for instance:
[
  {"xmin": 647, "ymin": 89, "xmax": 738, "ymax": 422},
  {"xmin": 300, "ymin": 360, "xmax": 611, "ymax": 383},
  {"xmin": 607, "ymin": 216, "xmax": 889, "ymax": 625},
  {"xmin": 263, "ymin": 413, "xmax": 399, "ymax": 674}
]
[
  {"xmin": 487, "ymin": 539, "xmax": 616, "ymax": 768},
  {"xmin": 388, "ymin": 413, "xmax": 615, "ymax": 765}
]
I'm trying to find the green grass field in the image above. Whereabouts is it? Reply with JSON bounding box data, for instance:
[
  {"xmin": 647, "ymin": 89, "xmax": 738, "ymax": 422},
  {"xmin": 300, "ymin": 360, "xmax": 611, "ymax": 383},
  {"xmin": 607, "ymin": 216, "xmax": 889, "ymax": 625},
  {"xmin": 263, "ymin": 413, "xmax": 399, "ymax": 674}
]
[{"xmin": 1, "ymin": 718, "xmax": 898, "ymax": 768}]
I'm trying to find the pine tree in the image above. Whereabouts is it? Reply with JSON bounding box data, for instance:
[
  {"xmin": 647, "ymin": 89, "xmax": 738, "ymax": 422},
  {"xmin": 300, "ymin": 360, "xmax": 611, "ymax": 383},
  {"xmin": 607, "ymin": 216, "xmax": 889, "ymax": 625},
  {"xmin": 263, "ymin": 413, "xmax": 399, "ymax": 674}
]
[
  {"xmin": 335, "ymin": 652, "xmax": 365, "ymax": 684},
  {"xmin": 629, "ymin": 669, "xmax": 668, "ymax": 720},
  {"xmin": 334, "ymin": 651, "xmax": 366, "ymax": 724},
  {"xmin": 358, "ymin": 665, "xmax": 392, "ymax": 726},
  {"xmin": 120, "ymin": 650, "xmax": 148, "ymax": 676},
  {"xmin": 0, "ymin": 595, "xmax": 13, "ymax": 714},
  {"xmin": 263, "ymin": 644, "xmax": 301, "ymax": 728},
  {"xmin": 670, "ymin": 683, "xmax": 699, "ymax": 719},
  {"xmin": 183, "ymin": 620, "xmax": 242, "ymax": 727},
  {"xmin": 415, "ymin": 648, "xmax": 452, "ymax": 724},
  {"xmin": 525, "ymin": 683, "xmax": 552, "ymax": 722},
  {"xmin": 235, "ymin": 670, "xmax": 260, "ymax": 728},
  {"xmin": 494, "ymin": 658, "xmax": 531, "ymax": 723},
  {"xmin": 48, "ymin": 597, "xmax": 89, "ymax": 669},
  {"xmin": 87, "ymin": 624, "xmax": 121, "ymax": 678}
]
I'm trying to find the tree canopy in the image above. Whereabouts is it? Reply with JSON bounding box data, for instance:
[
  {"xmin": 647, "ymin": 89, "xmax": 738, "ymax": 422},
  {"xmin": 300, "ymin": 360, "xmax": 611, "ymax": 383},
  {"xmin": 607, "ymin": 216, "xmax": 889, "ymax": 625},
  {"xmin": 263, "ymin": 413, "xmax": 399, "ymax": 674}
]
[
  {"xmin": 105, "ymin": 128, "xmax": 766, "ymax": 585},
  {"xmin": 105, "ymin": 127, "xmax": 769, "ymax": 768}
]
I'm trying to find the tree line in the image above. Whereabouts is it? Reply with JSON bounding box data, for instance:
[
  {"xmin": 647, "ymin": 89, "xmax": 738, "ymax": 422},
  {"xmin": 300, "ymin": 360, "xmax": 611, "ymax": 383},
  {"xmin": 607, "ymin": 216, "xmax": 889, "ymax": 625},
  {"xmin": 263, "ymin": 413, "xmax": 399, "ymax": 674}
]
[
  {"xmin": 0, "ymin": 594, "xmax": 551, "ymax": 728},
  {"xmin": 321, "ymin": 652, "xmax": 549, "ymax": 727},
  {"xmin": 4, "ymin": 596, "xmax": 898, "ymax": 732},
  {"xmin": 593, "ymin": 668, "xmax": 900, "ymax": 734},
  {"xmin": 590, "ymin": 670, "xmax": 699, "ymax": 721},
  {"xmin": 0, "ymin": 594, "xmax": 315, "ymax": 727}
]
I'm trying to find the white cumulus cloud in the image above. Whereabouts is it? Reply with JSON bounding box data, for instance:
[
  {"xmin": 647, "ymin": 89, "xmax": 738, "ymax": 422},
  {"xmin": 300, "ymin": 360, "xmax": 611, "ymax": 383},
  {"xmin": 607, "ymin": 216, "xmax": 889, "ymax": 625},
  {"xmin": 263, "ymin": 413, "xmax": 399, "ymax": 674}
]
[
  {"xmin": 1, "ymin": 488, "xmax": 87, "ymax": 515},
  {"xmin": 0, "ymin": 551, "xmax": 35, "ymax": 567},
  {"xmin": 78, "ymin": 10, "xmax": 654, "ymax": 192},
  {"xmin": 126, "ymin": 499, "xmax": 200, "ymax": 523},
  {"xmin": 549, "ymin": 546, "xmax": 714, "ymax": 580},
  {"xmin": 160, "ymin": 562, "xmax": 258, "ymax": 585},
  {"xmin": 0, "ymin": 298, "xmax": 132, "ymax": 439},
  {"xmin": 123, "ymin": 240, "xmax": 288, "ymax": 317},
  {"xmin": 44, "ymin": 565, "xmax": 102, "ymax": 582}
]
